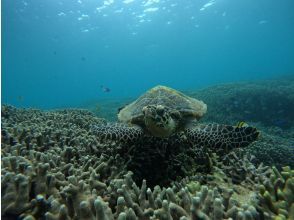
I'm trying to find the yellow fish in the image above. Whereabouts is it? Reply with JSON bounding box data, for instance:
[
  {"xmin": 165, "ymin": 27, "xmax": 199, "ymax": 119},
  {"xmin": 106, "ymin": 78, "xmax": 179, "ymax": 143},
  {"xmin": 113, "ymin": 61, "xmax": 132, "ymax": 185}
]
[
  {"xmin": 236, "ymin": 121, "xmax": 249, "ymax": 128},
  {"xmin": 236, "ymin": 121, "xmax": 261, "ymax": 138}
]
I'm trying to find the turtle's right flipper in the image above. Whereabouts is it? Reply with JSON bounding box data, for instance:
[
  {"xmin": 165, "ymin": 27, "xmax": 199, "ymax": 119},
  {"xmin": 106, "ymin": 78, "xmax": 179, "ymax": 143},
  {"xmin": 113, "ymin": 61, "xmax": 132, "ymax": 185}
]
[{"xmin": 91, "ymin": 123, "xmax": 143, "ymax": 144}]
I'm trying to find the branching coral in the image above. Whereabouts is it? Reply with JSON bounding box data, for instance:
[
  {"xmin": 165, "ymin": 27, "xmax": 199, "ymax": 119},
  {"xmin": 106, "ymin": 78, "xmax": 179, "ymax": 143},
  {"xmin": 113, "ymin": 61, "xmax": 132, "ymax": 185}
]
[
  {"xmin": 258, "ymin": 166, "xmax": 294, "ymax": 219},
  {"xmin": 1, "ymin": 105, "xmax": 293, "ymax": 219}
]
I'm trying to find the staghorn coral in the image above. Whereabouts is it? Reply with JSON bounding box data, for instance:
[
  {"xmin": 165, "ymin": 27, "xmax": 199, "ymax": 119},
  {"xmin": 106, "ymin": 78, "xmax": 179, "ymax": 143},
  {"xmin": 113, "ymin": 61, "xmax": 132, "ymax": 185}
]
[
  {"xmin": 258, "ymin": 166, "xmax": 294, "ymax": 219},
  {"xmin": 219, "ymin": 151, "xmax": 271, "ymax": 187},
  {"xmin": 1, "ymin": 106, "xmax": 126, "ymax": 219},
  {"xmin": 1, "ymin": 105, "xmax": 293, "ymax": 219}
]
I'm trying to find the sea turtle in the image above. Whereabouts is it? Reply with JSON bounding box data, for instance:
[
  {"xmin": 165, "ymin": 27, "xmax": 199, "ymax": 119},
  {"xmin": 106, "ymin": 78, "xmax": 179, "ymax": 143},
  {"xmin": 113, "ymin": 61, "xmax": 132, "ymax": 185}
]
[{"xmin": 92, "ymin": 85, "xmax": 259, "ymax": 151}]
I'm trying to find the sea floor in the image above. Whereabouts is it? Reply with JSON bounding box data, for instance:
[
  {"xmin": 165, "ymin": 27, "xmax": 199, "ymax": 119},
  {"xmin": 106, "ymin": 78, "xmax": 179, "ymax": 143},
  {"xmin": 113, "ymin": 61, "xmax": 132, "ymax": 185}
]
[
  {"xmin": 1, "ymin": 104, "xmax": 293, "ymax": 219},
  {"xmin": 1, "ymin": 79, "xmax": 294, "ymax": 219}
]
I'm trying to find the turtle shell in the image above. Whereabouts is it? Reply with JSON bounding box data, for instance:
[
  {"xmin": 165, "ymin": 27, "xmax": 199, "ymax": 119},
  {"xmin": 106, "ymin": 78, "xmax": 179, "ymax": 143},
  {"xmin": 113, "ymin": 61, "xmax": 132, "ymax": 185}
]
[{"xmin": 118, "ymin": 85, "xmax": 207, "ymax": 124}]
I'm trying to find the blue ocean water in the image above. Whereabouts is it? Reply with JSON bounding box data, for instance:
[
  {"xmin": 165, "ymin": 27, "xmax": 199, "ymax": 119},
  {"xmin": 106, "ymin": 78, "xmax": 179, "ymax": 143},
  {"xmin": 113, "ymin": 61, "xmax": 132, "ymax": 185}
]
[{"xmin": 2, "ymin": 0, "xmax": 294, "ymax": 109}]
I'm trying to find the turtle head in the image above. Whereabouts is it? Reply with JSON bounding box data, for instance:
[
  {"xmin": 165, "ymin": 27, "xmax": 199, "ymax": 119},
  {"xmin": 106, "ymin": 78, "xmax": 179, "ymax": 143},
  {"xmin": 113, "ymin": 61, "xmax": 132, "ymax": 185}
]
[{"xmin": 142, "ymin": 105, "xmax": 180, "ymax": 137}]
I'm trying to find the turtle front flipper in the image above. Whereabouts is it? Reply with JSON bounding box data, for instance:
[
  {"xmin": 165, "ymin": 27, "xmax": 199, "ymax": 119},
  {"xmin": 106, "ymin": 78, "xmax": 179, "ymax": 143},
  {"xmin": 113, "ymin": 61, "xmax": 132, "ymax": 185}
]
[
  {"xmin": 185, "ymin": 123, "xmax": 260, "ymax": 152},
  {"xmin": 91, "ymin": 123, "xmax": 143, "ymax": 144}
]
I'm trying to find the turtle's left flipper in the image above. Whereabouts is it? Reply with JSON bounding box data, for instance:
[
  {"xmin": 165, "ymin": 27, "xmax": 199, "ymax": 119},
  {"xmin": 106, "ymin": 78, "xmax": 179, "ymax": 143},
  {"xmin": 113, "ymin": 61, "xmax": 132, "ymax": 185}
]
[{"xmin": 185, "ymin": 124, "xmax": 260, "ymax": 151}]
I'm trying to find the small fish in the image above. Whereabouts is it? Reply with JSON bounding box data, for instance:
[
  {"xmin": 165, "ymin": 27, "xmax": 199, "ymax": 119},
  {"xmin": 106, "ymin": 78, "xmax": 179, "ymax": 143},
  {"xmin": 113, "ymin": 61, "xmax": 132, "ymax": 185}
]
[
  {"xmin": 100, "ymin": 85, "xmax": 111, "ymax": 93},
  {"xmin": 236, "ymin": 122, "xmax": 261, "ymax": 138},
  {"xmin": 236, "ymin": 121, "xmax": 249, "ymax": 128}
]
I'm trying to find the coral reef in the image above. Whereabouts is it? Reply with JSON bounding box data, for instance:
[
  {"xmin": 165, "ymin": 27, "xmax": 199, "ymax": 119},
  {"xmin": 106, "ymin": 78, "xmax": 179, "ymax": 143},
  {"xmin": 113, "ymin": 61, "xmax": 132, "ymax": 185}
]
[
  {"xmin": 1, "ymin": 105, "xmax": 293, "ymax": 219},
  {"xmin": 245, "ymin": 130, "xmax": 294, "ymax": 169},
  {"xmin": 212, "ymin": 152, "xmax": 271, "ymax": 187},
  {"xmin": 258, "ymin": 166, "xmax": 294, "ymax": 219},
  {"xmin": 188, "ymin": 77, "xmax": 294, "ymax": 128}
]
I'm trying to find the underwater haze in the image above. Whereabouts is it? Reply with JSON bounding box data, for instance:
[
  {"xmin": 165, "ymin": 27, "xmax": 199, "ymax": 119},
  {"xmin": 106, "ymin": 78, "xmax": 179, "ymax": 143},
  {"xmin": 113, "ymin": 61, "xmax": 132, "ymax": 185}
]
[{"xmin": 2, "ymin": 0, "xmax": 294, "ymax": 109}]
